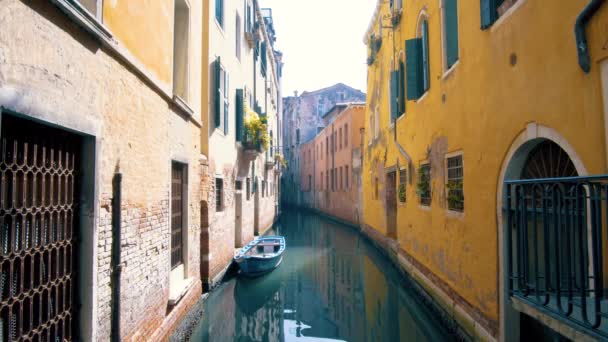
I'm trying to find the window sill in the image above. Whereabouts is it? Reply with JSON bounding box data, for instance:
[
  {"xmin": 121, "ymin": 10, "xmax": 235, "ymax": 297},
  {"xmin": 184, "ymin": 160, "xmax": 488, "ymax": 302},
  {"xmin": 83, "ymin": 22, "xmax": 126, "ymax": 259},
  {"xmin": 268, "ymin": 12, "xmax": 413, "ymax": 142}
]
[
  {"xmin": 490, "ymin": 0, "xmax": 528, "ymax": 33},
  {"xmin": 50, "ymin": 0, "xmax": 112, "ymax": 41},
  {"xmin": 446, "ymin": 209, "xmax": 465, "ymax": 219},
  {"xmin": 169, "ymin": 275, "xmax": 194, "ymax": 306},
  {"xmin": 441, "ymin": 61, "xmax": 460, "ymax": 81},
  {"xmin": 171, "ymin": 95, "xmax": 195, "ymax": 117},
  {"xmin": 418, "ymin": 204, "xmax": 432, "ymax": 211},
  {"xmin": 214, "ymin": 18, "xmax": 225, "ymax": 36},
  {"xmin": 415, "ymin": 91, "xmax": 429, "ymax": 104}
]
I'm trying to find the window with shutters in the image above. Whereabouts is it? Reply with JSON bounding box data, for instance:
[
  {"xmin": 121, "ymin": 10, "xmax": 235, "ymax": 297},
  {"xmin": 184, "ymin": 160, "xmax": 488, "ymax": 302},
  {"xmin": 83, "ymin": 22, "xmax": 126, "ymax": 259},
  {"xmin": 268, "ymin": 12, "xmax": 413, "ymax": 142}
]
[
  {"xmin": 173, "ymin": 0, "xmax": 190, "ymax": 102},
  {"xmin": 261, "ymin": 42, "xmax": 268, "ymax": 78},
  {"xmin": 407, "ymin": 17, "xmax": 430, "ymax": 100},
  {"xmin": 215, "ymin": 0, "xmax": 224, "ymax": 28},
  {"xmin": 446, "ymin": 154, "xmax": 464, "ymax": 212},
  {"xmin": 481, "ymin": 0, "xmax": 519, "ymax": 29},
  {"xmin": 235, "ymin": 89, "xmax": 244, "ymax": 141},
  {"xmin": 441, "ymin": 0, "xmax": 459, "ymax": 71},
  {"xmin": 214, "ymin": 58, "xmax": 229, "ymax": 135}
]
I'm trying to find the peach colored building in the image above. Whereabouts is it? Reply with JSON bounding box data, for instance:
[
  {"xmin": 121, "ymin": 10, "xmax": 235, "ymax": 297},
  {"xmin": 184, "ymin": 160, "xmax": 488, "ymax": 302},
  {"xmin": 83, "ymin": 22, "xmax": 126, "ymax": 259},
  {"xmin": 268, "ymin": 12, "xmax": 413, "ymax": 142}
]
[{"xmin": 299, "ymin": 103, "xmax": 365, "ymax": 224}]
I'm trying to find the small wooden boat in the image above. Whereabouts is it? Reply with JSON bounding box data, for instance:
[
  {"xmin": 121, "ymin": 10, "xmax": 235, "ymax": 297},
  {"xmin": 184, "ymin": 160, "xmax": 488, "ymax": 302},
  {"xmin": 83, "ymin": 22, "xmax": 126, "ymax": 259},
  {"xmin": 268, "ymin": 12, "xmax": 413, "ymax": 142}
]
[{"xmin": 234, "ymin": 236, "xmax": 285, "ymax": 277}]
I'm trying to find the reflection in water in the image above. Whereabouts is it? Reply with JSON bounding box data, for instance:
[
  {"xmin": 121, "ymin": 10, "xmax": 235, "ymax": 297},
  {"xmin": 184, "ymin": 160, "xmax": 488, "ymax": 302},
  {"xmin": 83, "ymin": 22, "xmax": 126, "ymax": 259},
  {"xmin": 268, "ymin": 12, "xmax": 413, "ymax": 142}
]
[{"xmin": 187, "ymin": 210, "xmax": 453, "ymax": 341}]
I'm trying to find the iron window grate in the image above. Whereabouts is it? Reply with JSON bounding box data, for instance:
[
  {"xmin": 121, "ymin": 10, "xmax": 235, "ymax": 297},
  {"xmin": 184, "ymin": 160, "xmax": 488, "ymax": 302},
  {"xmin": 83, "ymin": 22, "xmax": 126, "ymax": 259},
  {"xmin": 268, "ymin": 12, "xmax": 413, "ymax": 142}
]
[{"xmin": 0, "ymin": 114, "xmax": 80, "ymax": 342}]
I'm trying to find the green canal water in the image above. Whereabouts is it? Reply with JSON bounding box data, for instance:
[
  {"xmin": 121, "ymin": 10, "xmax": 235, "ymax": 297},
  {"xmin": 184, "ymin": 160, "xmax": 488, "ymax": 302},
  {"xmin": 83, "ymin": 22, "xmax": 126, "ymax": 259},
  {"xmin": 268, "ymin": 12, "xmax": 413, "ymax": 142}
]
[{"xmin": 174, "ymin": 210, "xmax": 459, "ymax": 341}]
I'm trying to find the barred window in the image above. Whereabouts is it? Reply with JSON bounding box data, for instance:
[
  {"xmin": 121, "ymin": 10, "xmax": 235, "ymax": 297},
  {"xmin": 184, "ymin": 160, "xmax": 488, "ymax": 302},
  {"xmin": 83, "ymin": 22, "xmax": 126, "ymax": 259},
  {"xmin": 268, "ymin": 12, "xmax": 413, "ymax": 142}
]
[
  {"xmin": 215, "ymin": 178, "xmax": 224, "ymax": 211},
  {"xmin": 246, "ymin": 178, "xmax": 251, "ymax": 201},
  {"xmin": 446, "ymin": 155, "xmax": 464, "ymax": 211},
  {"xmin": 399, "ymin": 168, "xmax": 407, "ymax": 203},
  {"xmin": 418, "ymin": 164, "xmax": 431, "ymax": 206}
]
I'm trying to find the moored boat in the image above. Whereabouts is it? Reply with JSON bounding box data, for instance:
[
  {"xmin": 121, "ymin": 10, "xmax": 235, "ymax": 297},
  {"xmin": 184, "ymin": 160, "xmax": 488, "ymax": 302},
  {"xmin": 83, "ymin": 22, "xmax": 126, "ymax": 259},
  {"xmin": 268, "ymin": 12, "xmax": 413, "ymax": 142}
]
[{"xmin": 234, "ymin": 236, "xmax": 285, "ymax": 277}]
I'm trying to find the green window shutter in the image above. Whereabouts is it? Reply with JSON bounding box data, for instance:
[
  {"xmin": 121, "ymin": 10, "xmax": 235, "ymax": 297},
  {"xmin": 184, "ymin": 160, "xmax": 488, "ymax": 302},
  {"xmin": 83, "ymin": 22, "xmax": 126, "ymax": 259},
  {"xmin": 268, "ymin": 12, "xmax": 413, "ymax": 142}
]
[
  {"xmin": 261, "ymin": 42, "xmax": 267, "ymax": 77},
  {"xmin": 235, "ymin": 89, "xmax": 244, "ymax": 142},
  {"xmin": 214, "ymin": 58, "xmax": 221, "ymax": 128},
  {"xmin": 390, "ymin": 71, "xmax": 398, "ymax": 122},
  {"xmin": 445, "ymin": 0, "xmax": 459, "ymax": 68},
  {"xmin": 398, "ymin": 61, "xmax": 406, "ymax": 115},
  {"xmin": 406, "ymin": 38, "xmax": 423, "ymax": 100},
  {"xmin": 480, "ymin": 0, "xmax": 498, "ymax": 30},
  {"xmin": 422, "ymin": 20, "xmax": 430, "ymax": 92},
  {"xmin": 224, "ymin": 72, "xmax": 229, "ymax": 135}
]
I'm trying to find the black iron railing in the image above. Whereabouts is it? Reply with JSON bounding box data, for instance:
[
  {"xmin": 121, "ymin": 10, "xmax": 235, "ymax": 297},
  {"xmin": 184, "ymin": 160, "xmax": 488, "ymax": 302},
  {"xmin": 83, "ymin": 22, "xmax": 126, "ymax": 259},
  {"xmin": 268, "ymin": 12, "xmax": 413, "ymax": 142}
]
[{"xmin": 505, "ymin": 175, "xmax": 608, "ymax": 337}]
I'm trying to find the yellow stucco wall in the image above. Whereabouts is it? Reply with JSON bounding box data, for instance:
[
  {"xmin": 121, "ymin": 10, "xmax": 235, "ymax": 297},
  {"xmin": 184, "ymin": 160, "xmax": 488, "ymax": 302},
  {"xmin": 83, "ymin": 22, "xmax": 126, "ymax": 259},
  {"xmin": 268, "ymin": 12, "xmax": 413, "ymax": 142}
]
[
  {"xmin": 363, "ymin": 0, "xmax": 608, "ymax": 330},
  {"xmin": 103, "ymin": 0, "xmax": 174, "ymax": 85}
]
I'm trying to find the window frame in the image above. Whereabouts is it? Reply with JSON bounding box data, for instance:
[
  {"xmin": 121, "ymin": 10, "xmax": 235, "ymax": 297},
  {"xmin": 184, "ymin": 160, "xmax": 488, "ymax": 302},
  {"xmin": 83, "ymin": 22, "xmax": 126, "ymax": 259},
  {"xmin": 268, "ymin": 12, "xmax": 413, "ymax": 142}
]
[
  {"xmin": 215, "ymin": 0, "xmax": 224, "ymax": 28},
  {"xmin": 398, "ymin": 167, "xmax": 407, "ymax": 203},
  {"xmin": 416, "ymin": 13, "xmax": 431, "ymax": 96},
  {"xmin": 418, "ymin": 162, "xmax": 432, "ymax": 207},
  {"xmin": 215, "ymin": 177, "xmax": 224, "ymax": 212},
  {"xmin": 445, "ymin": 152, "xmax": 464, "ymax": 213},
  {"xmin": 173, "ymin": 0, "xmax": 191, "ymax": 102},
  {"xmin": 236, "ymin": 13, "xmax": 242, "ymax": 61}
]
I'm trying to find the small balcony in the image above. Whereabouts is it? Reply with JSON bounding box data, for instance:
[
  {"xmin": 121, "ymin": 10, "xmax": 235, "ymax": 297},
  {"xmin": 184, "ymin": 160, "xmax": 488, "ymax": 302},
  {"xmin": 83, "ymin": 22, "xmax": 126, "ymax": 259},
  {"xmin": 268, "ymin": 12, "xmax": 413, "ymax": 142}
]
[{"xmin": 505, "ymin": 175, "xmax": 608, "ymax": 339}]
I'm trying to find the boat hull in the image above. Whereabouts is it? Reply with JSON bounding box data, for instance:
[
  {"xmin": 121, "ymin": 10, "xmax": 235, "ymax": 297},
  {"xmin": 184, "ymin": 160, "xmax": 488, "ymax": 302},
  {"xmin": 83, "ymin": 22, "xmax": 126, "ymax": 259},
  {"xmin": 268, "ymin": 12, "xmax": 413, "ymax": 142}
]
[
  {"xmin": 234, "ymin": 236, "xmax": 285, "ymax": 277},
  {"xmin": 236, "ymin": 255, "xmax": 282, "ymax": 277}
]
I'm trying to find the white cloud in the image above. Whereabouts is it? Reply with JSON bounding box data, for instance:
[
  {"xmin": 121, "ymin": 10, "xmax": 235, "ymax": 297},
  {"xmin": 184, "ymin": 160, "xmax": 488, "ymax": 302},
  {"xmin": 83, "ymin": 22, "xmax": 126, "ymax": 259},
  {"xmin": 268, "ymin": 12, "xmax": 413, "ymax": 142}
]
[{"xmin": 259, "ymin": 0, "xmax": 377, "ymax": 96}]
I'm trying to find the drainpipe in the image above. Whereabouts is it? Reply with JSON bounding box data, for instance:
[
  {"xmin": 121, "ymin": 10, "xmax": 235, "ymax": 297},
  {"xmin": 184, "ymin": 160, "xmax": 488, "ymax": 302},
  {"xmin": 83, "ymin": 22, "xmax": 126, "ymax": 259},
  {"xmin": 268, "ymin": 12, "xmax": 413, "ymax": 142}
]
[
  {"xmin": 575, "ymin": 0, "xmax": 605, "ymax": 73},
  {"xmin": 111, "ymin": 171, "xmax": 122, "ymax": 342}
]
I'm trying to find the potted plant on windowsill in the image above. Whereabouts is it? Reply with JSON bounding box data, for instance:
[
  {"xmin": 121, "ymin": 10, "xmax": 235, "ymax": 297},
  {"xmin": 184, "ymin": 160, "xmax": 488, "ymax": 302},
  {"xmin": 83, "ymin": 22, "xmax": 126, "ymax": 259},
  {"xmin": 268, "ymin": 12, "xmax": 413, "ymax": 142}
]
[{"xmin": 243, "ymin": 104, "xmax": 269, "ymax": 157}]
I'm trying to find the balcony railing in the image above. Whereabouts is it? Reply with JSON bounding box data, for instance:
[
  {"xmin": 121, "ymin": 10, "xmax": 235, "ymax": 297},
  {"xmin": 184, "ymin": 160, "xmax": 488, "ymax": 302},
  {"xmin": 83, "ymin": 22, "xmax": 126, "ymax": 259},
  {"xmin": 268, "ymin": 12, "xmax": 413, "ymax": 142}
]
[{"xmin": 504, "ymin": 175, "xmax": 608, "ymax": 338}]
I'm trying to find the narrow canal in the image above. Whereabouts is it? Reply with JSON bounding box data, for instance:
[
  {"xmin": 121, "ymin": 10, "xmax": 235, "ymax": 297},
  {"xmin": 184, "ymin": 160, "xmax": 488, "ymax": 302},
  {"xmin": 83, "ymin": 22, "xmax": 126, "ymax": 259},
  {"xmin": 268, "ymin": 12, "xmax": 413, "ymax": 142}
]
[{"xmin": 173, "ymin": 210, "xmax": 459, "ymax": 341}]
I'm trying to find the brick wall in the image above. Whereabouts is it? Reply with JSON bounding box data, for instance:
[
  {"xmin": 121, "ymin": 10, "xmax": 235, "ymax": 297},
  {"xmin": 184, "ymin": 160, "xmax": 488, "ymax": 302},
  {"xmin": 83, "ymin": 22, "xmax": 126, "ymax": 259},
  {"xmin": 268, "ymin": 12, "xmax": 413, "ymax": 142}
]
[{"xmin": 0, "ymin": 2, "xmax": 203, "ymax": 340}]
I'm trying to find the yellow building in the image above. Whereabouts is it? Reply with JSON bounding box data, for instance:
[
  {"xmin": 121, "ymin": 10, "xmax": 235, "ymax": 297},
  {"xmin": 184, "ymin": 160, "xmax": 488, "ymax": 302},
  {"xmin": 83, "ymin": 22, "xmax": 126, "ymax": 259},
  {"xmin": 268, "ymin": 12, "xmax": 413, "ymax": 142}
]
[{"xmin": 363, "ymin": 0, "xmax": 608, "ymax": 340}]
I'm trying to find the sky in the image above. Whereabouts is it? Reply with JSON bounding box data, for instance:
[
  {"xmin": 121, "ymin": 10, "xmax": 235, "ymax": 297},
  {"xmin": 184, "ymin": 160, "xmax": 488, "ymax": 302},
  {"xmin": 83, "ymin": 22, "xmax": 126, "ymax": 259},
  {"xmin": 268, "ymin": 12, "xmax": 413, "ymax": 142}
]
[{"xmin": 259, "ymin": 0, "xmax": 377, "ymax": 97}]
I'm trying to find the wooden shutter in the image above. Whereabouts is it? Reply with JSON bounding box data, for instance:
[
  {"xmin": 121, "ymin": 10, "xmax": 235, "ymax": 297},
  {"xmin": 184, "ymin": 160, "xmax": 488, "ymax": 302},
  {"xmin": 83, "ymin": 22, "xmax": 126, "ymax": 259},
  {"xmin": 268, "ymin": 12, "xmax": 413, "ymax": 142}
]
[
  {"xmin": 422, "ymin": 20, "xmax": 430, "ymax": 91},
  {"xmin": 224, "ymin": 72, "xmax": 229, "ymax": 135},
  {"xmin": 236, "ymin": 89, "xmax": 244, "ymax": 141},
  {"xmin": 261, "ymin": 42, "xmax": 267, "ymax": 77},
  {"xmin": 390, "ymin": 71, "xmax": 398, "ymax": 122},
  {"xmin": 214, "ymin": 57, "xmax": 221, "ymax": 128},
  {"xmin": 445, "ymin": 0, "xmax": 459, "ymax": 68},
  {"xmin": 398, "ymin": 61, "xmax": 406, "ymax": 114},
  {"xmin": 480, "ymin": 0, "xmax": 498, "ymax": 30},
  {"xmin": 406, "ymin": 38, "xmax": 423, "ymax": 100}
]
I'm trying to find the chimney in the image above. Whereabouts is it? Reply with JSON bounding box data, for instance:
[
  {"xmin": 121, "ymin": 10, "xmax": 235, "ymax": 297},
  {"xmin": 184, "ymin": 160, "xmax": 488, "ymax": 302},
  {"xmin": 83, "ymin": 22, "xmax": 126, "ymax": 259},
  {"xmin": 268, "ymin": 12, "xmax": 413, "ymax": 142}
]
[{"xmin": 294, "ymin": 90, "xmax": 298, "ymax": 97}]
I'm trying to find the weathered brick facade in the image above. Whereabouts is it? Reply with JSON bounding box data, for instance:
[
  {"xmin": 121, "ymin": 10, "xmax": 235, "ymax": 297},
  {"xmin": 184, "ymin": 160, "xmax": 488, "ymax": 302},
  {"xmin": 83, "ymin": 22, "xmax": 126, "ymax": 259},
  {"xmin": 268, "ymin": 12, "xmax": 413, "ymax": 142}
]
[{"xmin": 0, "ymin": 1, "xmax": 205, "ymax": 340}]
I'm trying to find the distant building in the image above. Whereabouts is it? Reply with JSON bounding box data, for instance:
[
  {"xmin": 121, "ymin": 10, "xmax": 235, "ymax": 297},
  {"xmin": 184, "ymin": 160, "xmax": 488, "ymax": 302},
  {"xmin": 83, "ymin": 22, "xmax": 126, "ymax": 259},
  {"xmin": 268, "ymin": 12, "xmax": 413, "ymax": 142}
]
[
  {"xmin": 282, "ymin": 83, "xmax": 365, "ymax": 206},
  {"xmin": 298, "ymin": 103, "xmax": 366, "ymax": 224}
]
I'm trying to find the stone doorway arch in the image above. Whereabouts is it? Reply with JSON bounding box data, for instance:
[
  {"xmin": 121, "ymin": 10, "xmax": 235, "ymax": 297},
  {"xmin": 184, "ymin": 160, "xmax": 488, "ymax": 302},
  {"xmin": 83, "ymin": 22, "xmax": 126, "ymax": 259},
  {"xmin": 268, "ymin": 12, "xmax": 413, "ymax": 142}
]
[{"xmin": 496, "ymin": 123, "xmax": 587, "ymax": 341}]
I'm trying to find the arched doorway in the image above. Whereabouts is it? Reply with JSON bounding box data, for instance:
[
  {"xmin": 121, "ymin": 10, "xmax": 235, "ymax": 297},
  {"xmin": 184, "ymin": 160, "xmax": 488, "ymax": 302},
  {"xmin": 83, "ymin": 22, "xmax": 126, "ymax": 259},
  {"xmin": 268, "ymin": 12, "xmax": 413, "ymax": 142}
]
[{"xmin": 497, "ymin": 126, "xmax": 588, "ymax": 342}]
